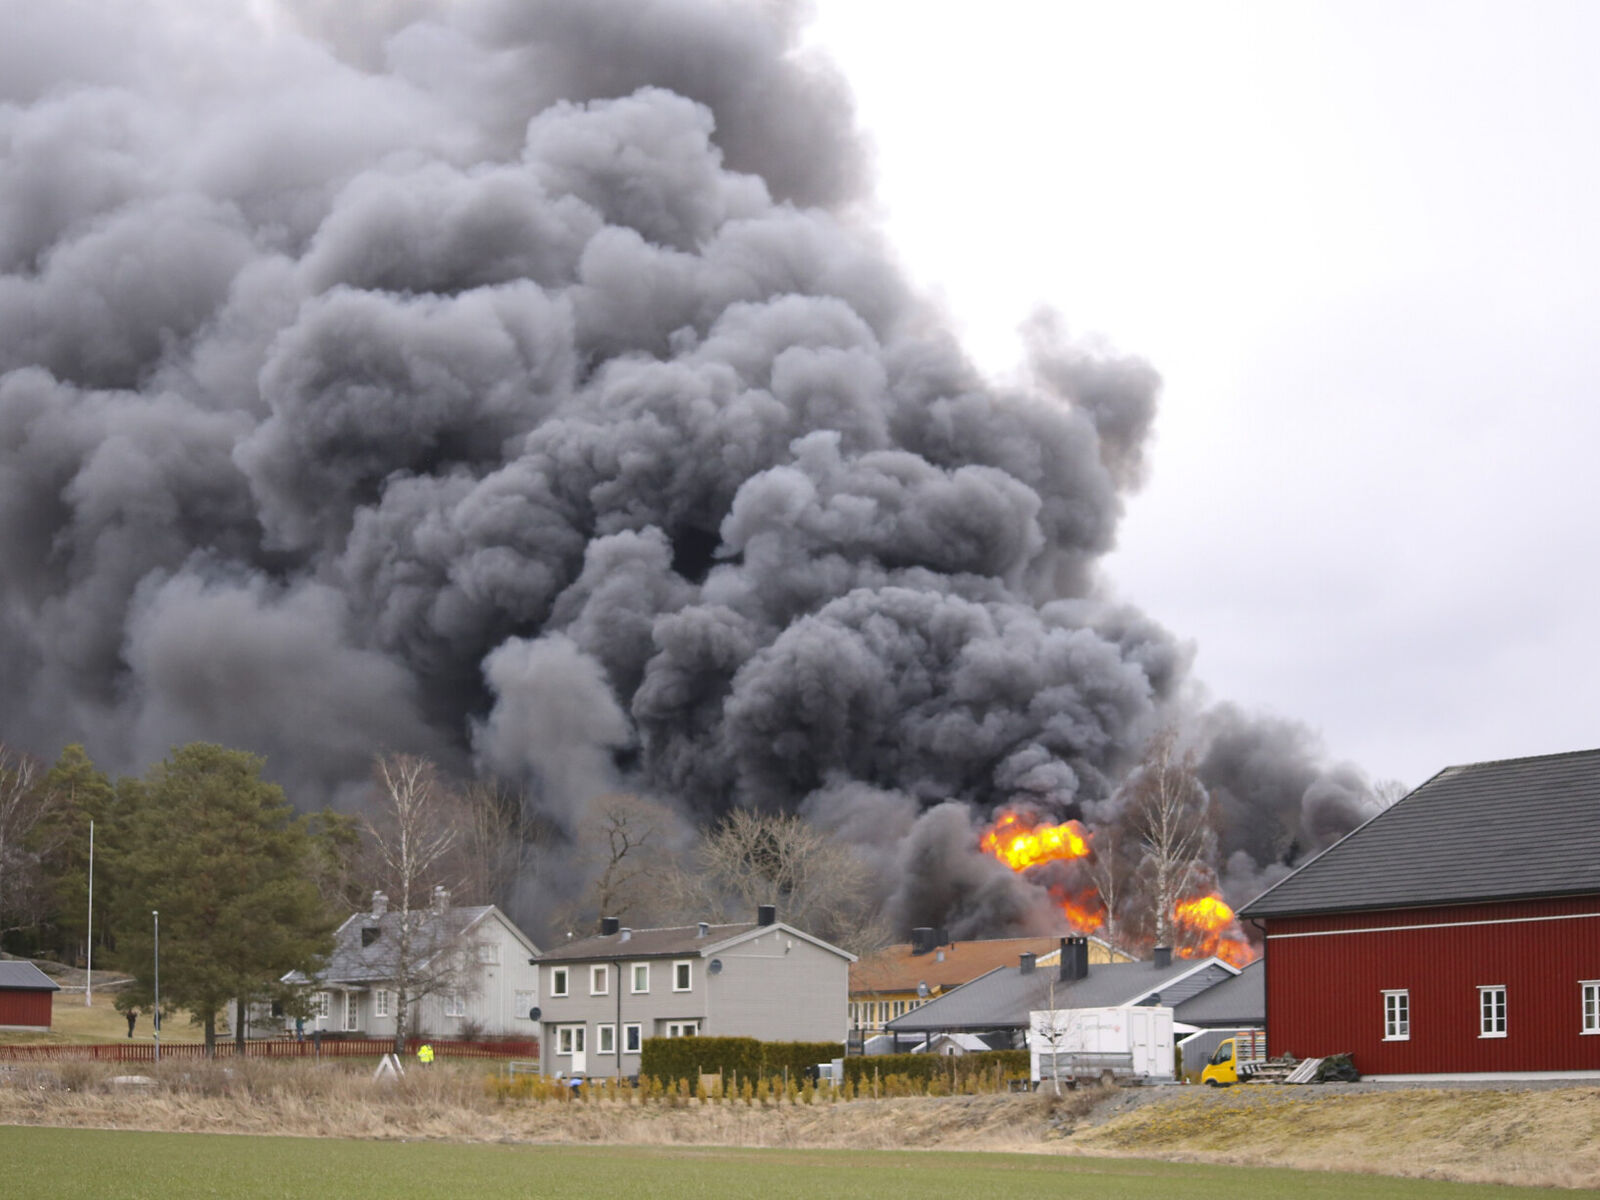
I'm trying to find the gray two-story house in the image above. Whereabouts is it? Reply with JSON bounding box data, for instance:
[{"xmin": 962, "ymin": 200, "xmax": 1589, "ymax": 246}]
[{"xmin": 534, "ymin": 905, "xmax": 855, "ymax": 1078}]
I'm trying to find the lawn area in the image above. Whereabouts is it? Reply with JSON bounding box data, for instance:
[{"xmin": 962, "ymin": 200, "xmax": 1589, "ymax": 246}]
[
  {"xmin": 0, "ymin": 987, "xmax": 207, "ymax": 1046},
  {"xmin": 0, "ymin": 1127, "xmax": 1564, "ymax": 1200}
]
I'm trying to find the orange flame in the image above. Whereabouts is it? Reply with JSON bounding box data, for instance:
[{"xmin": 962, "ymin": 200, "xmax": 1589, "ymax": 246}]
[
  {"xmin": 979, "ymin": 811, "xmax": 1259, "ymax": 965},
  {"xmin": 1172, "ymin": 894, "xmax": 1256, "ymax": 967},
  {"xmin": 979, "ymin": 812, "xmax": 1091, "ymax": 871},
  {"xmin": 980, "ymin": 812, "xmax": 1102, "ymax": 933}
]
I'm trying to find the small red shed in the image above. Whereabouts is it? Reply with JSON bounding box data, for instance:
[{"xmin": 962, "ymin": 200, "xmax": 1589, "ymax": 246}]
[
  {"xmin": 1239, "ymin": 748, "xmax": 1600, "ymax": 1080},
  {"xmin": 0, "ymin": 960, "xmax": 61, "ymax": 1031}
]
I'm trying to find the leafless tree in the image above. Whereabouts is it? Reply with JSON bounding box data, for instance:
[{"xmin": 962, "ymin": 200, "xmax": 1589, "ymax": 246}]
[
  {"xmin": 454, "ymin": 777, "xmax": 540, "ymax": 909},
  {"xmin": 0, "ymin": 745, "xmax": 58, "ymax": 938},
  {"xmin": 1118, "ymin": 728, "xmax": 1216, "ymax": 948},
  {"xmin": 1369, "ymin": 778, "xmax": 1410, "ymax": 810},
  {"xmin": 668, "ymin": 808, "xmax": 890, "ymax": 956},
  {"xmin": 1081, "ymin": 819, "xmax": 1139, "ymax": 956},
  {"xmin": 364, "ymin": 754, "xmax": 477, "ymax": 1051}
]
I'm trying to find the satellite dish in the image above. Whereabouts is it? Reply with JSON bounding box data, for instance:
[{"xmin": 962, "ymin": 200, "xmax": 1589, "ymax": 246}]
[
  {"xmin": 708, "ymin": 958, "xmax": 723, "ymax": 975},
  {"xmin": 528, "ymin": 1006, "xmax": 541, "ymax": 1021}
]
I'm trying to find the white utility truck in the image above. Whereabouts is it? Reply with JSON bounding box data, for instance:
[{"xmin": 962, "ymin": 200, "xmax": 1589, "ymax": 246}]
[{"xmin": 1027, "ymin": 1004, "xmax": 1175, "ymax": 1088}]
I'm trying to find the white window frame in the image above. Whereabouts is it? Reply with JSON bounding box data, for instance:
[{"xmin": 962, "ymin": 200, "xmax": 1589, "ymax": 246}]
[
  {"xmin": 312, "ymin": 991, "xmax": 330, "ymax": 1021},
  {"xmin": 1583, "ymin": 981, "xmax": 1600, "ymax": 1035},
  {"xmin": 623, "ymin": 1023, "xmax": 642, "ymax": 1053},
  {"xmin": 590, "ymin": 965, "xmax": 609, "ymax": 996},
  {"xmin": 1479, "ymin": 985, "xmax": 1507, "ymax": 1038},
  {"xmin": 476, "ymin": 942, "xmax": 499, "ymax": 965},
  {"xmin": 343, "ymin": 992, "xmax": 360, "ymax": 1031},
  {"xmin": 374, "ymin": 989, "xmax": 390, "ymax": 1019},
  {"xmin": 1382, "ymin": 989, "xmax": 1409, "ymax": 1041},
  {"xmin": 445, "ymin": 992, "xmax": 465, "ymax": 1018},
  {"xmin": 550, "ymin": 966, "xmax": 568, "ymax": 997},
  {"xmin": 673, "ymin": 960, "xmax": 692, "ymax": 992},
  {"xmin": 631, "ymin": 962, "xmax": 650, "ymax": 994},
  {"xmin": 665, "ymin": 1021, "xmax": 699, "ymax": 1038},
  {"xmin": 556, "ymin": 1024, "xmax": 586, "ymax": 1055},
  {"xmin": 597, "ymin": 1023, "xmax": 616, "ymax": 1054},
  {"xmin": 514, "ymin": 990, "xmax": 535, "ymax": 1020}
]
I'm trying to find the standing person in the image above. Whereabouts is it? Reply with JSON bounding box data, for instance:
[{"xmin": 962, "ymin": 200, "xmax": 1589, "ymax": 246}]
[
  {"xmin": 417, "ymin": 1042, "xmax": 434, "ymax": 1068},
  {"xmin": 125, "ymin": 1008, "xmax": 138, "ymax": 1039}
]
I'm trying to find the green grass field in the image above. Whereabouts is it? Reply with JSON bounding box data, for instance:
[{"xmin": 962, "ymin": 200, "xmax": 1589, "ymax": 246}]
[{"xmin": 0, "ymin": 1127, "xmax": 1567, "ymax": 1199}]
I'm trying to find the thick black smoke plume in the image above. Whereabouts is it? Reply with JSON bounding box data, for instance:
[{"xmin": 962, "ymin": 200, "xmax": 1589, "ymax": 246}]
[{"xmin": 0, "ymin": 0, "xmax": 1377, "ymax": 938}]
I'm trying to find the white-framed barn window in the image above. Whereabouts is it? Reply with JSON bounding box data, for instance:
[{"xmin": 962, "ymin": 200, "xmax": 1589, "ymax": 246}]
[
  {"xmin": 1583, "ymin": 981, "xmax": 1600, "ymax": 1034},
  {"xmin": 1382, "ymin": 989, "xmax": 1409, "ymax": 1040},
  {"xmin": 1479, "ymin": 986, "xmax": 1507, "ymax": 1037},
  {"xmin": 550, "ymin": 966, "xmax": 568, "ymax": 997},
  {"xmin": 590, "ymin": 965, "xmax": 609, "ymax": 996},
  {"xmin": 672, "ymin": 960, "xmax": 692, "ymax": 992}
]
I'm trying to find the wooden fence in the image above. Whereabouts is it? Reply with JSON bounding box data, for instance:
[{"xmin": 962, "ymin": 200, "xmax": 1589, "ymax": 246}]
[{"xmin": 0, "ymin": 1036, "xmax": 538, "ymax": 1063}]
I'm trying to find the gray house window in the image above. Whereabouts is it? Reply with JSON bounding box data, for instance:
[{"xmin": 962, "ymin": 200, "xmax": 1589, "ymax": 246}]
[
  {"xmin": 631, "ymin": 963, "xmax": 649, "ymax": 993},
  {"xmin": 550, "ymin": 967, "xmax": 568, "ymax": 997},
  {"xmin": 624, "ymin": 1023, "xmax": 642, "ymax": 1053},
  {"xmin": 673, "ymin": 960, "xmax": 692, "ymax": 992}
]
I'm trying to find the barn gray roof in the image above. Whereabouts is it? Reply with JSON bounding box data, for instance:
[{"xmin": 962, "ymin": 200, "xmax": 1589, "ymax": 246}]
[
  {"xmin": 1174, "ymin": 960, "xmax": 1264, "ymax": 1027},
  {"xmin": 1239, "ymin": 747, "xmax": 1600, "ymax": 919},
  {"xmin": 885, "ymin": 958, "xmax": 1235, "ymax": 1034},
  {"xmin": 0, "ymin": 960, "xmax": 61, "ymax": 991}
]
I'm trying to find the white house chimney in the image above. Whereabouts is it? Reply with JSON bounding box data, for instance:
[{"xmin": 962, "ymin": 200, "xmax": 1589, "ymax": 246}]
[
  {"xmin": 431, "ymin": 885, "xmax": 449, "ymax": 912},
  {"xmin": 371, "ymin": 891, "xmax": 388, "ymax": 918}
]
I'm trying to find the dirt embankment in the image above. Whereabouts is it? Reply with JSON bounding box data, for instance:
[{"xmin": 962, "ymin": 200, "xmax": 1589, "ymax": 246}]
[{"xmin": 1, "ymin": 1064, "xmax": 1596, "ymax": 1190}]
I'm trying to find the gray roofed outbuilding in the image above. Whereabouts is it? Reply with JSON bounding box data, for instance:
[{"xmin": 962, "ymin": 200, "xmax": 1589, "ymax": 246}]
[
  {"xmin": 1239, "ymin": 747, "xmax": 1600, "ymax": 919},
  {"xmin": 886, "ymin": 958, "xmax": 1237, "ymax": 1035},
  {"xmin": 1174, "ymin": 959, "xmax": 1263, "ymax": 1028},
  {"xmin": 0, "ymin": 961, "xmax": 61, "ymax": 991}
]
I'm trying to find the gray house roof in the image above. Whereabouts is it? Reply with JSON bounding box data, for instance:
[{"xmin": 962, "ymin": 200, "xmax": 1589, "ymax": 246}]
[
  {"xmin": 0, "ymin": 961, "xmax": 61, "ymax": 991},
  {"xmin": 885, "ymin": 957, "xmax": 1237, "ymax": 1034},
  {"xmin": 301, "ymin": 905, "xmax": 533, "ymax": 987},
  {"xmin": 1174, "ymin": 960, "xmax": 1264, "ymax": 1027},
  {"xmin": 537, "ymin": 920, "xmax": 856, "ymax": 964},
  {"xmin": 1239, "ymin": 747, "xmax": 1600, "ymax": 919}
]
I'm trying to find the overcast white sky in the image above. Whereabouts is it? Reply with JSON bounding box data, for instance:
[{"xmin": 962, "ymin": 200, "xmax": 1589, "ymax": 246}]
[{"xmin": 807, "ymin": 1, "xmax": 1600, "ymax": 789}]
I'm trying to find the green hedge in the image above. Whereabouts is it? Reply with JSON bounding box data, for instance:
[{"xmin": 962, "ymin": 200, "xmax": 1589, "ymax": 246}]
[
  {"xmin": 639, "ymin": 1037, "xmax": 844, "ymax": 1089},
  {"xmin": 840, "ymin": 1050, "xmax": 1028, "ymax": 1086}
]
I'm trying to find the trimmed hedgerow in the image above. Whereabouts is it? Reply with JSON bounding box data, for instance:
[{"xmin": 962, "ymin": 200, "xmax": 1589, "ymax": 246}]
[{"xmin": 638, "ymin": 1037, "xmax": 844, "ymax": 1091}]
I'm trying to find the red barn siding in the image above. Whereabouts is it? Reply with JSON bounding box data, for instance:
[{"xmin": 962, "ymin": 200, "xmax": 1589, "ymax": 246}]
[
  {"xmin": 0, "ymin": 989, "xmax": 54, "ymax": 1028},
  {"xmin": 1263, "ymin": 896, "xmax": 1600, "ymax": 1075}
]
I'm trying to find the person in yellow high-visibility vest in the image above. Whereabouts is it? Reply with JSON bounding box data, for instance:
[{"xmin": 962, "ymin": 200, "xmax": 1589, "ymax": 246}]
[{"xmin": 417, "ymin": 1043, "xmax": 435, "ymax": 1067}]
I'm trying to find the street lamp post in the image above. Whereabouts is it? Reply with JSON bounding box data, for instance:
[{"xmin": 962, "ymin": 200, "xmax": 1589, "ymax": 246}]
[
  {"xmin": 152, "ymin": 910, "xmax": 160, "ymax": 1064},
  {"xmin": 85, "ymin": 819, "xmax": 94, "ymax": 1006}
]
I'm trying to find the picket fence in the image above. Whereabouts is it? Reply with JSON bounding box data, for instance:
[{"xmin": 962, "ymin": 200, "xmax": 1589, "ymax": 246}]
[{"xmin": 0, "ymin": 1036, "xmax": 538, "ymax": 1063}]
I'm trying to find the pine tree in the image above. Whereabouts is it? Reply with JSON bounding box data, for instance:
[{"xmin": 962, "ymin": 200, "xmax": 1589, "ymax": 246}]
[{"xmin": 108, "ymin": 744, "xmax": 335, "ymax": 1055}]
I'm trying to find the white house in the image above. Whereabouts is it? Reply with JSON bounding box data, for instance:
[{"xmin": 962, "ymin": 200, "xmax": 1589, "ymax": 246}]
[{"xmin": 284, "ymin": 891, "xmax": 541, "ymax": 1040}]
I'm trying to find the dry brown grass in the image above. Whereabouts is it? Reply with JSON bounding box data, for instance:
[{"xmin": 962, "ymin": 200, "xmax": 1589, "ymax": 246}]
[
  {"xmin": 2, "ymin": 1063, "xmax": 1596, "ymax": 1189},
  {"xmin": 0, "ymin": 987, "xmax": 208, "ymax": 1046}
]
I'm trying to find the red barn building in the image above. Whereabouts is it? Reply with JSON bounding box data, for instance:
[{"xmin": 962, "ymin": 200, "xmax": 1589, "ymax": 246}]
[
  {"xmin": 1239, "ymin": 748, "xmax": 1600, "ymax": 1081},
  {"xmin": 0, "ymin": 960, "xmax": 60, "ymax": 1031}
]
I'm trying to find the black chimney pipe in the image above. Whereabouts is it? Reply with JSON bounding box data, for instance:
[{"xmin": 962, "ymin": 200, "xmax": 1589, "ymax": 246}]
[
  {"xmin": 910, "ymin": 927, "xmax": 934, "ymax": 955},
  {"xmin": 1019, "ymin": 952, "xmax": 1036, "ymax": 975},
  {"xmin": 1153, "ymin": 945, "xmax": 1172, "ymax": 969},
  {"xmin": 757, "ymin": 904, "xmax": 776, "ymax": 926},
  {"xmin": 1058, "ymin": 935, "xmax": 1089, "ymax": 982},
  {"xmin": 599, "ymin": 916, "xmax": 621, "ymax": 936}
]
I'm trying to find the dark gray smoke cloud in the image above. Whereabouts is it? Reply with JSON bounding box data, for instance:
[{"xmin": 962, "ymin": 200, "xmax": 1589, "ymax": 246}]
[{"xmin": 0, "ymin": 0, "xmax": 1378, "ymax": 938}]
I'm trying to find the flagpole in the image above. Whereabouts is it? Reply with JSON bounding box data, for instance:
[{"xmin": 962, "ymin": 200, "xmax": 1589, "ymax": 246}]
[{"xmin": 85, "ymin": 819, "xmax": 94, "ymax": 1006}]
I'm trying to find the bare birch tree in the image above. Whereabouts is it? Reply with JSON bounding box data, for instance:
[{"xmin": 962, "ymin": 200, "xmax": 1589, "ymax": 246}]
[
  {"xmin": 365, "ymin": 754, "xmax": 471, "ymax": 1052},
  {"xmin": 0, "ymin": 745, "xmax": 56, "ymax": 939},
  {"xmin": 1118, "ymin": 728, "xmax": 1216, "ymax": 949}
]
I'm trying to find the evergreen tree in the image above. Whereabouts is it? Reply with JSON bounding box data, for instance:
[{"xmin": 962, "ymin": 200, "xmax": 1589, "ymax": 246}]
[
  {"xmin": 108, "ymin": 744, "xmax": 335, "ymax": 1054},
  {"xmin": 32, "ymin": 745, "xmax": 117, "ymax": 962}
]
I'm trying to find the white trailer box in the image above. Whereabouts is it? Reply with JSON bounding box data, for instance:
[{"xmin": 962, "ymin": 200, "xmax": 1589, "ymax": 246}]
[{"xmin": 1028, "ymin": 1005, "xmax": 1175, "ymax": 1086}]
